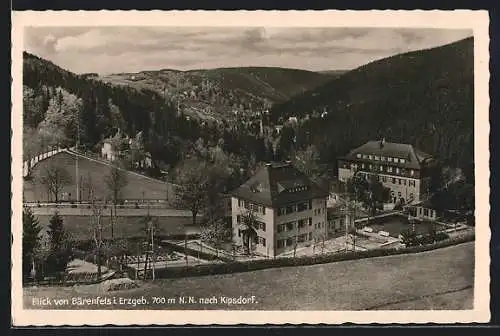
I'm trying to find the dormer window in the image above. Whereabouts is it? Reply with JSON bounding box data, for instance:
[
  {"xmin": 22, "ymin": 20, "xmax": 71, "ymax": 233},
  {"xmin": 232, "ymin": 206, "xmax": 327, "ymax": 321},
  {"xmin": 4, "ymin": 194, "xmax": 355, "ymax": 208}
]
[
  {"xmin": 400, "ymin": 159, "xmax": 406, "ymax": 163},
  {"xmin": 374, "ymin": 156, "xmax": 379, "ymax": 161},
  {"xmin": 388, "ymin": 157, "xmax": 393, "ymax": 162},
  {"xmin": 356, "ymin": 153, "xmax": 362, "ymax": 158},
  {"xmin": 362, "ymin": 154, "xmax": 368, "ymax": 159},
  {"xmin": 368, "ymin": 155, "xmax": 373, "ymax": 160}
]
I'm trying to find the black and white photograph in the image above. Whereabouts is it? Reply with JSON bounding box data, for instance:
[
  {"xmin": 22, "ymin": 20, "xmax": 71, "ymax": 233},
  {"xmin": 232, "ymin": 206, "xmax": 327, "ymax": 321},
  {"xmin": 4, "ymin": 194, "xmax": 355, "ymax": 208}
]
[{"xmin": 11, "ymin": 10, "xmax": 490, "ymax": 325}]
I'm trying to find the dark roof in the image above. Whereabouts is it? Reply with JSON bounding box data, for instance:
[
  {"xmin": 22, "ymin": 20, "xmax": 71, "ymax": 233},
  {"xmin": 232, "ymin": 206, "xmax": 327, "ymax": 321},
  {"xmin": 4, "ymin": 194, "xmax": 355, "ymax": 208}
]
[
  {"xmin": 230, "ymin": 162, "xmax": 329, "ymax": 207},
  {"xmin": 340, "ymin": 140, "xmax": 434, "ymax": 170}
]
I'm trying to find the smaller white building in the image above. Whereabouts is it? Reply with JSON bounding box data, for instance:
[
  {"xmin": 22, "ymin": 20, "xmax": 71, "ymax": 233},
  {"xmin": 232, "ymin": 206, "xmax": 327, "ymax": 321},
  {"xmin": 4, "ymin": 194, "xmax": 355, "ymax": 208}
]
[{"xmin": 101, "ymin": 141, "xmax": 116, "ymax": 162}]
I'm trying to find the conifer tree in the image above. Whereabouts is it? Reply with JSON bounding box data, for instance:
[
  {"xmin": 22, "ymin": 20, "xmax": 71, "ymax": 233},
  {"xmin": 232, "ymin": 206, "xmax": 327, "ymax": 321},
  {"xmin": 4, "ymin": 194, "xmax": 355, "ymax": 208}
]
[{"xmin": 23, "ymin": 207, "xmax": 42, "ymax": 282}]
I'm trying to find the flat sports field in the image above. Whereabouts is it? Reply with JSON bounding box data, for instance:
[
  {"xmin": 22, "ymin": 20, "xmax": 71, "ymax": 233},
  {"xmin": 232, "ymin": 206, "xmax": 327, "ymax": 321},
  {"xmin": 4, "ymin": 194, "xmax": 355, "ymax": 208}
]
[{"xmin": 23, "ymin": 151, "xmax": 176, "ymax": 202}]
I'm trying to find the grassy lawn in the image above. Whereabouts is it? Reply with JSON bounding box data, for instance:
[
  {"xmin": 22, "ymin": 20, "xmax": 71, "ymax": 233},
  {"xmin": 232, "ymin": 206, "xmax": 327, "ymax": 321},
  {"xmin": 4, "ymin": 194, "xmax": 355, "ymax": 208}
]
[
  {"xmin": 34, "ymin": 214, "xmax": 197, "ymax": 241},
  {"xmin": 23, "ymin": 242, "xmax": 474, "ymax": 310},
  {"xmin": 371, "ymin": 287, "xmax": 474, "ymax": 310},
  {"xmin": 23, "ymin": 151, "xmax": 176, "ymax": 202}
]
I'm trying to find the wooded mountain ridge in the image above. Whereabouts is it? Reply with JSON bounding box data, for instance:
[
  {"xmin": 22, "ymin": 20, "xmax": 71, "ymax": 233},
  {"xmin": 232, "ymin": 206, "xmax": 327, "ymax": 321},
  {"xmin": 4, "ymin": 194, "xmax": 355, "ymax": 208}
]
[{"xmin": 99, "ymin": 66, "xmax": 332, "ymax": 121}]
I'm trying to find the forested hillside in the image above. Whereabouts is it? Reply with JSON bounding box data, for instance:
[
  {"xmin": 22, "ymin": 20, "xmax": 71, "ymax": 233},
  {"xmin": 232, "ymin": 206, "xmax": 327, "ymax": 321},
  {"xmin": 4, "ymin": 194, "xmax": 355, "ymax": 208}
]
[
  {"xmin": 100, "ymin": 66, "xmax": 331, "ymax": 121},
  {"xmin": 22, "ymin": 52, "xmax": 278, "ymax": 184},
  {"xmin": 270, "ymin": 37, "xmax": 474, "ymax": 179}
]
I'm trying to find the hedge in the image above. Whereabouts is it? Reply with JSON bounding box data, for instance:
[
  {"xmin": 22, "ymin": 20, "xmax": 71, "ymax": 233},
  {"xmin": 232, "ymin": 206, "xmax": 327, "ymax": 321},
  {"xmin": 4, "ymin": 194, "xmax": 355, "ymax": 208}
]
[{"xmin": 142, "ymin": 231, "xmax": 475, "ymax": 280}]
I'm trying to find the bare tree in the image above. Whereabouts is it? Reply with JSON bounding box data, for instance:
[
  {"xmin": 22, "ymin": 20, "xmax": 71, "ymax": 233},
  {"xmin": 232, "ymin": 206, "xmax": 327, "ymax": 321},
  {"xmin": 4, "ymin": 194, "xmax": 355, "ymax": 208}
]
[
  {"xmin": 89, "ymin": 188, "xmax": 107, "ymax": 280},
  {"xmin": 104, "ymin": 165, "xmax": 128, "ymax": 239},
  {"xmin": 82, "ymin": 172, "xmax": 93, "ymax": 202},
  {"xmin": 38, "ymin": 164, "xmax": 71, "ymax": 203},
  {"xmin": 174, "ymin": 157, "xmax": 210, "ymax": 227},
  {"xmin": 239, "ymin": 210, "xmax": 258, "ymax": 255}
]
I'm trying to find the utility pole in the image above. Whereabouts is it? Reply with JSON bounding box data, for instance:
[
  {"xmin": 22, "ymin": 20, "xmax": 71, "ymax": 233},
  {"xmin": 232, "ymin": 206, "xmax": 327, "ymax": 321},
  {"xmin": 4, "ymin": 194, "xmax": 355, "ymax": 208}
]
[
  {"xmin": 76, "ymin": 104, "xmax": 80, "ymax": 203},
  {"xmin": 149, "ymin": 219, "xmax": 155, "ymax": 281},
  {"xmin": 345, "ymin": 201, "xmax": 349, "ymax": 252}
]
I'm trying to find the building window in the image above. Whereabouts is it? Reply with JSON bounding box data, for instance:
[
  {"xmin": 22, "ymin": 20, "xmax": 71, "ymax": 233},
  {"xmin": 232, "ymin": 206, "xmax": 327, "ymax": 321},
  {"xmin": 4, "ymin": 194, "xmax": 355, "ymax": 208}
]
[
  {"xmin": 410, "ymin": 170, "xmax": 415, "ymax": 176},
  {"xmin": 238, "ymin": 199, "xmax": 244, "ymax": 207},
  {"xmin": 286, "ymin": 222, "xmax": 294, "ymax": 231},
  {"xmin": 237, "ymin": 215, "xmax": 241, "ymax": 223},
  {"xmin": 379, "ymin": 165, "xmax": 384, "ymax": 171},
  {"xmin": 356, "ymin": 153, "xmax": 362, "ymax": 158},
  {"xmin": 374, "ymin": 155, "xmax": 379, "ymax": 161},
  {"xmin": 369, "ymin": 164, "xmax": 372, "ymax": 170},
  {"xmin": 403, "ymin": 179, "xmax": 407, "ymax": 185},
  {"xmin": 398, "ymin": 179, "xmax": 402, "ymax": 185},
  {"xmin": 387, "ymin": 166, "xmax": 393, "ymax": 173},
  {"xmin": 400, "ymin": 159, "xmax": 406, "ymax": 163},
  {"xmin": 361, "ymin": 163, "xmax": 365, "ymax": 169},
  {"xmin": 238, "ymin": 229, "xmax": 242, "ymax": 237},
  {"xmin": 298, "ymin": 234, "xmax": 308, "ymax": 243},
  {"xmin": 392, "ymin": 178, "xmax": 396, "ymax": 184},
  {"xmin": 297, "ymin": 201, "xmax": 309, "ymax": 212},
  {"xmin": 368, "ymin": 155, "xmax": 373, "ymax": 160},
  {"xmin": 388, "ymin": 157, "xmax": 393, "ymax": 162},
  {"xmin": 309, "ymin": 218, "xmax": 313, "ymax": 226},
  {"xmin": 308, "ymin": 200, "xmax": 312, "ymax": 209},
  {"xmin": 394, "ymin": 158, "xmax": 399, "ymax": 163},
  {"xmin": 381, "ymin": 156, "xmax": 386, "ymax": 161},
  {"xmin": 396, "ymin": 168, "xmax": 400, "ymax": 174},
  {"xmin": 308, "ymin": 232, "xmax": 312, "ymax": 240},
  {"xmin": 277, "ymin": 207, "xmax": 285, "ymax": 216},
  {"xmin": 362, "ymin": 154, "xmax": 368, "ymax": 159},
  {"xmin": 286, "ymin": 238, "xmax": 294, "ymax": 246},
  {"xmin": 409, "ymin": 180, "xmax": 415, "ymax": 187},
  {"xmin": 258, "ymin": 237, "xmax": 266, "ymax": 246},
  {"xmin": 277, "ymin": 224, "xmax": 285, "ymax": 233},
  {"xmin": 257, "ymin": 221, "xmax": 266, "ymax": 231},
  {"xmin": 277, "ymin": 239, "xmax": 285, "ymax": 248},
  {"xmin": 286, "ymin": 204, "xmax": 295, "ymax": 214},
  {"xmin": 382, "ymin": 176, "xmax": 387, "ymax": 182},
  {"xmin": 424, "ymin": 209, "xmax": 429, "ymax": 216},
  {"xmin": 398, "ymin": 192, "xmax": 402, "ymax": 197},
  {"xmin": 263, "ymin": 207, "xmax": 266, "ymax": 215},
  {"xmin": 298, "ymin": 219, "xmax": 306, "ymax": 228}
]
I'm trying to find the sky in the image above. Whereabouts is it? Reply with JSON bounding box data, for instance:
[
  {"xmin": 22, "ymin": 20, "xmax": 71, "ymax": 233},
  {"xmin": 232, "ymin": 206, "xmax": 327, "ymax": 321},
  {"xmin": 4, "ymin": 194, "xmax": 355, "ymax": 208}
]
[{"xmin": 24, "ymin": 27, "xmax": 473, "ymax": 75}]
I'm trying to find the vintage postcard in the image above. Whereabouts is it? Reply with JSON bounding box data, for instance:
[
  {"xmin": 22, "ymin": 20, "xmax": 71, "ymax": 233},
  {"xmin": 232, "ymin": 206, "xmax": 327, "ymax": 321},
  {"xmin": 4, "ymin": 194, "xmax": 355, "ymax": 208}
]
[{"xmin": 11, "ymin": 10, "xmax": 490, "ymax": 325}]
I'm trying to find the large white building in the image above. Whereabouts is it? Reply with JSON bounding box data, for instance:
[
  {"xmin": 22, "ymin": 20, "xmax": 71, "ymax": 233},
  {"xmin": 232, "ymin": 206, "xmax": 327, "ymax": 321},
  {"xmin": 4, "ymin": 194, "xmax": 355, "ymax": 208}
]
[
  {"xmin": 230, "ymin": 161, "xmax": 329, "ymax": 257},
  {"xmin": 338, "ymin": 139, "xmax": 437, "ymax": 204}
]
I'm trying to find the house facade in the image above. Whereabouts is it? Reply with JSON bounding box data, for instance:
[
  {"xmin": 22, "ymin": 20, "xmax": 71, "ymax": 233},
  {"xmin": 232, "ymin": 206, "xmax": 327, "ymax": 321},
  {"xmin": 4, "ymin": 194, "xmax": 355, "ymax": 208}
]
[
  {"xmin": 230, "ymin": 161, "xmax": 329, "ymax": 257},
  {"xmin": 404, "ymin": 200, "xmax": 438, "ymax": 221},
  {"xmin": 338, "ymin": 139, "xmax": 436, "ymax": 204},
  {"xmin": 101, "ymin": 141, "xmax": 116, "ymax": 161}
]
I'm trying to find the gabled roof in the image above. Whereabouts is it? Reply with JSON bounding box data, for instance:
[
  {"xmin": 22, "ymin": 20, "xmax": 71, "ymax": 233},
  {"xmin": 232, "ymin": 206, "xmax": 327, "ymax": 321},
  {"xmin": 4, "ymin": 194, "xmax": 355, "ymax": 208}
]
[
  {"xmin": 340, "ymin": 140, "xmax": 434, "ymax": 170},
  {"xmin": 230, "ymin": 162, "xmax": 329, "ymax": 207}
]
